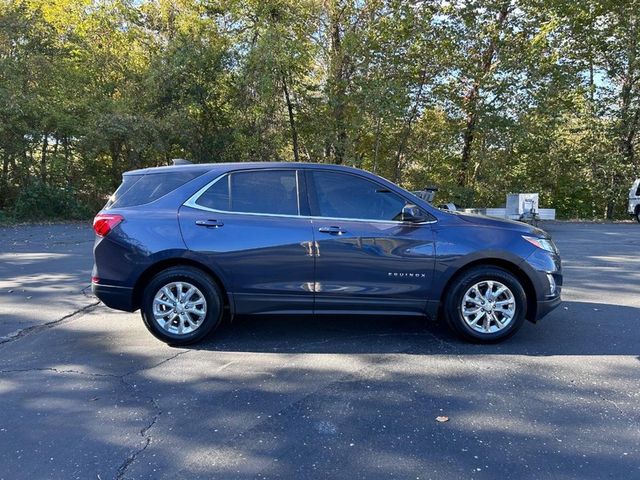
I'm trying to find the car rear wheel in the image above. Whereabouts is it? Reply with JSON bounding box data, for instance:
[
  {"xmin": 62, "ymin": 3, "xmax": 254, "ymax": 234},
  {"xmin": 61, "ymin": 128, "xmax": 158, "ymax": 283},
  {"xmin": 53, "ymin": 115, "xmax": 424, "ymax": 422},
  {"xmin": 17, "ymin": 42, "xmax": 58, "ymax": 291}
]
[
  {"xmin": 141, "ymin": 266, "xmax": 223, "ymax": 345},
  {"xmin": 444, "ymin": 266, "xmax": 527, "ymax": 343},
  {"xmin": 635, "ymin": 207, "xmax": 640, "ymax": 223}
]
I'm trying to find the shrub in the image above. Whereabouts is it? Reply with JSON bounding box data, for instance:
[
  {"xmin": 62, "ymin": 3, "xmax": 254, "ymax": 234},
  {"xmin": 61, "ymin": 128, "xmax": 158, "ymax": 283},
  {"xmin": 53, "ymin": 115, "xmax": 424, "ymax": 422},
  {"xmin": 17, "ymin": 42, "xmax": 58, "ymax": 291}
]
[{"xmin": 10, "ymin": 181, "xmax": 93, "ymax": 221}]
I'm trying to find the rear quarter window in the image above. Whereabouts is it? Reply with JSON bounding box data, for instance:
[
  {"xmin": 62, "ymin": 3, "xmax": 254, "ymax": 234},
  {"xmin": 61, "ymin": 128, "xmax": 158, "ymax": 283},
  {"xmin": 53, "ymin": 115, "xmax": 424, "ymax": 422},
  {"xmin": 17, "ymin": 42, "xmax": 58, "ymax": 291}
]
[{"xmin": 106, "ymin": 171, "xmax": 203, "ymax": 209}]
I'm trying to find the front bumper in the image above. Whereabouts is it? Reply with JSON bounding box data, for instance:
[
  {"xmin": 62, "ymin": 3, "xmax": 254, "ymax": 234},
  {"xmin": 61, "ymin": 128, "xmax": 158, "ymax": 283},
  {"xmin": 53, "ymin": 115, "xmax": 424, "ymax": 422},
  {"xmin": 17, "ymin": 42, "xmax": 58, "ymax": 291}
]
[
  {"xmin": 92, "ymin": 283, "xmax": 136, "ymax": 312},
  {"xmin": 535, "ymin": 293, "xmax": 562, "ymax": 321},
  {"xmin": 529, "ymin": 269, "xmax": 562, "ymax": 322},
  {"xmin": 522, "ymin": 246, "xmax": 562, "ymax": 322}
]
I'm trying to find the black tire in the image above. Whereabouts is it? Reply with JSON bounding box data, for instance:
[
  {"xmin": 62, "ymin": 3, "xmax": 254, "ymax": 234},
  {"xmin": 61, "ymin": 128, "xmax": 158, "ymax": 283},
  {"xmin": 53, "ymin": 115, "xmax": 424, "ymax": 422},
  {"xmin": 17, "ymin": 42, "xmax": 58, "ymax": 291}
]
[
  {"xmin": 140, "ymin": 266, "xmax": 223, "ymax": 345},
  {"xmin": 635, "ymin": 207, "xmax": 640, "ymax": 223},
  {"xmin": 444, "ymin": 266, "xmax": 527, "ymax": 343}
]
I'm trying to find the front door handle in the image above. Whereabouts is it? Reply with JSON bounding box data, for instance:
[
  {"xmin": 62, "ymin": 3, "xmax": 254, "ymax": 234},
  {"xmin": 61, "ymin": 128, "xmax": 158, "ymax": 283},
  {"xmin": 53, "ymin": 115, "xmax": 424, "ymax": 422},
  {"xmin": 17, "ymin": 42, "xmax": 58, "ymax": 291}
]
[
  {"xmin": 318, "ymin": 226, "xmax": 346, "ymax": 235},
  {"xmin": 195, "ymin": 219, "xmax": 224, "ymax": 228}
]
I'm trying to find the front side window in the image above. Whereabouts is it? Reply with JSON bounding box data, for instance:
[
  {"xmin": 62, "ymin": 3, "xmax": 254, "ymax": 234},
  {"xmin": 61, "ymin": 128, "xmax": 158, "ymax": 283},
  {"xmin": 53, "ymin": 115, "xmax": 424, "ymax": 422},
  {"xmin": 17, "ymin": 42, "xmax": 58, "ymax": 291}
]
[
  {"xmin": 309, "ymin": 171, "xmax": 410, "ymax": 221},
  {"xmin": 195, "ymin": 170, "xmax": 299, "ymax": 215}
]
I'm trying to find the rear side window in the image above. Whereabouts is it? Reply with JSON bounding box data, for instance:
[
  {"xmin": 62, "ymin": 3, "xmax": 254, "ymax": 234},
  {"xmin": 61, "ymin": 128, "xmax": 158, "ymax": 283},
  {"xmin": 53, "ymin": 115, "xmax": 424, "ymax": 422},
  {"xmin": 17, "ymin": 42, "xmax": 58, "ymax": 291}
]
[
  {"xmin": 106, "ymin": 171, "xmax": 203, "ymax": 209},
  {"xmin": 195, "ymin": 170, "xmax": 299, "ymax": 215}
]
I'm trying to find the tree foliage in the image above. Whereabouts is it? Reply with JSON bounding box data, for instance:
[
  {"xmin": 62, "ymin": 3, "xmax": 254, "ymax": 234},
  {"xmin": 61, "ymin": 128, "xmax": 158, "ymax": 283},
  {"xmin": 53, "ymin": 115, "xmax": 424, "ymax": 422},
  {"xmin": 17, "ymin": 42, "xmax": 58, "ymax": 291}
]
[{"xmin": 1, "ymin": 0, "xmax": 639, "ymax": 220}]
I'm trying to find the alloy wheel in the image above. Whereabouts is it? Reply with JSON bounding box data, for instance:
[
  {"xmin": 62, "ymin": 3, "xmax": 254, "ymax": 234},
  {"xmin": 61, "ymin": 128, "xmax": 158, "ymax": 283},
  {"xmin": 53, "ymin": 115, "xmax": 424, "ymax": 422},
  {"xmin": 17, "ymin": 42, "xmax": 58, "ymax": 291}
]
[
  {"xmin": 152, "ymin": 281, "xmax": 207, "ymax": 335},
  {"xmin": 460, "ymin": 280, "xmax": 516, "ymax": 334}
]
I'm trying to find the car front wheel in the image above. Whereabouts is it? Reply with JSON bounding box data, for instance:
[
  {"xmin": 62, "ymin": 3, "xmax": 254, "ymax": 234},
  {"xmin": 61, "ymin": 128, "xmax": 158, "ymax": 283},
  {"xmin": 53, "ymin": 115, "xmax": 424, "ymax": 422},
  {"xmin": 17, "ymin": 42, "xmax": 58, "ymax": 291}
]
[
  {"xmin": 141, "ymin": 266, "xmax": 223, "ymax": 345},
  {"xmin": 444, "ymin": 266, "xmax": 527, "ymax": 343},
  {"xmin": 635, "ymin": 207, "xmax": 640, "ymax": 223}
]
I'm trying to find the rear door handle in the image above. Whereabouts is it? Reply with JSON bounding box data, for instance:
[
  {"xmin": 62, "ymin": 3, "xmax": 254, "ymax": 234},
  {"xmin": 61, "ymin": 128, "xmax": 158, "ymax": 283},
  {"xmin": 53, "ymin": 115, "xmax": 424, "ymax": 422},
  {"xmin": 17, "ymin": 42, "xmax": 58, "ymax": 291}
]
[
  {"xmin": 318, "ymin": 226, "xmax": 346, "ymax": 235},
  {"xmin": 195, "ymin": 219, "xmax": 224, "ymax": 228}
]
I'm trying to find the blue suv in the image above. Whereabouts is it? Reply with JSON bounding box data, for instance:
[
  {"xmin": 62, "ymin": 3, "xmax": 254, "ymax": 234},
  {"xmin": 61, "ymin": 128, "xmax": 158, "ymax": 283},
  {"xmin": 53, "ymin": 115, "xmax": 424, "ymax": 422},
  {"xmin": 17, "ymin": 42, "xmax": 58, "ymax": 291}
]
[{"xmin": 92, "ymin": 162, "xmax": 562, "ymax": 345}]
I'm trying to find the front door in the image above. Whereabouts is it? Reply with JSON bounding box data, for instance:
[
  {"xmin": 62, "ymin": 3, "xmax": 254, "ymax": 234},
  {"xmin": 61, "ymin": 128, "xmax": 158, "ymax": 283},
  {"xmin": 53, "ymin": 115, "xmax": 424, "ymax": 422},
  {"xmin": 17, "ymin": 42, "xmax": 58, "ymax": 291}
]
[
  {"xmin": 179, "ymin": 169, "xmax": 315, "ymax": 315},
  {"xmin": 306, "ymin": 170, "xmax": 436, "ymax": 315}
]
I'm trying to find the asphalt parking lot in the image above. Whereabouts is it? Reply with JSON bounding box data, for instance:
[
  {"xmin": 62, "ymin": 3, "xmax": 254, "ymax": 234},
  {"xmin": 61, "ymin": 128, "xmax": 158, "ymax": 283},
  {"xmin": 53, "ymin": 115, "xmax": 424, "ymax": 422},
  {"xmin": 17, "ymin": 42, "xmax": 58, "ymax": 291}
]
[{"xmin": 0, "ymin": 222, "xmax": 638, "ymax": 479}]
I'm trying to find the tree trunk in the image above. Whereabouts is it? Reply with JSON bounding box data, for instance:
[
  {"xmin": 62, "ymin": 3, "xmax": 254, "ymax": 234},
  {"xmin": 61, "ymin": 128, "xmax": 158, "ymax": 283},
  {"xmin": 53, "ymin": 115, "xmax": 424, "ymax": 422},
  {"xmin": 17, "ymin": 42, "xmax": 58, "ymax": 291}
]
[
  {"xmin": 394, "ymin": 67, "xmax": 428, "ymax": 183},
  {"xmin": 0, "ymin": 155, "xmax": 9, "ymax": 207},
  {"xmin": 282, "ymin": 73, "xmax": 300, "ymax": 162},
  {"xmin": 328, "ymin": 4, "xmax": 348, "ymax": 165},
  {"xmin": 459, "ymin": 94, "xmax": 477, "ymax": 187},
  {"xmin": 110, "ymin": 141, "xmax": 121, "ymax": 187},
  {"xmin": 458, "ymin": 2, "xmax": 510, "ymax": 187},
  {"xmin": 622, "ymin": 107, "xmax": 640, "ymax": 171},
  {"xmin": 372, "ymin": 116, "xmax": 382, "ymax": 174},
  {"xmin": 63, "ymin": 136, "xmax": 70, "ymax": 165},
  {"xmin": 40, "ymin": 134, "xmax": 48, "ymax": 183},
  {"xmin": 1, "ymin": 156, "xmax": 7, "ymax": 184},
  {"xmin": 63, "ymin": 136, "xmax": 71, "ymax": 186},
  {"xmin": 605, "ymin": 174, "xmax": 616, "ymax": 219},
  {"xmin": 619, "ymin": 17, "xmax": 639, "ymax": 172}
]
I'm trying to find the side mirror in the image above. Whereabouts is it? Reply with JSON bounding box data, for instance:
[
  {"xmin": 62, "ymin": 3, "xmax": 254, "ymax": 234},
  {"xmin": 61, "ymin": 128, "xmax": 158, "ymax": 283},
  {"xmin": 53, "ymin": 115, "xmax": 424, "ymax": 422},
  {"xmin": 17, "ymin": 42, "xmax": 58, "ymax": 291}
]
[{"xmin": 401, "ymin": 204, "xmax": 427, "ymax": 223}]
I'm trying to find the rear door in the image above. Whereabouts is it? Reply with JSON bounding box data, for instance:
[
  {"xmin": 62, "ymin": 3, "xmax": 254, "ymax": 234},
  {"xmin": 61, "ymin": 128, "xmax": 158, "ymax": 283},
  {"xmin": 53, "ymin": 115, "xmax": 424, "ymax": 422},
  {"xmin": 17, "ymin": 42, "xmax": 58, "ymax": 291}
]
[
  {"xmin": 179, "ymin": 169, "xmax": 315, "ymax": 315},
  {"xmin": 306, "ymin": 169, "xmax": 436, "ymax": 315}
]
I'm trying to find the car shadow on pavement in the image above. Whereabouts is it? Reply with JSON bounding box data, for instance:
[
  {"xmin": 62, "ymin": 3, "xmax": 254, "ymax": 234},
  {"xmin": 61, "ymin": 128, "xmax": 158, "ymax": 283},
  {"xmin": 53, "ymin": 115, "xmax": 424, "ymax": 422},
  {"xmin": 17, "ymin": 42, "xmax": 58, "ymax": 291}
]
[{"xmin": 192, "ymin": 300, "xmax": 640, "ymax": 357}]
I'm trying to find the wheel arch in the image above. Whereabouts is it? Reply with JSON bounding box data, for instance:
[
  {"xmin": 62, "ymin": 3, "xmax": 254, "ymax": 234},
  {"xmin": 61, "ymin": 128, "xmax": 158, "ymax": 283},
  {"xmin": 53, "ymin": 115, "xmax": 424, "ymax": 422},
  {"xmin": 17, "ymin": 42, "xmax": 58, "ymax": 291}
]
[
  {"xmin": 132, "ymin": 258, "xmax": 233, "ymax": 318},
  {"xmin": 438, "ymin": 258, "xmax": 538, "ymax": 323}
]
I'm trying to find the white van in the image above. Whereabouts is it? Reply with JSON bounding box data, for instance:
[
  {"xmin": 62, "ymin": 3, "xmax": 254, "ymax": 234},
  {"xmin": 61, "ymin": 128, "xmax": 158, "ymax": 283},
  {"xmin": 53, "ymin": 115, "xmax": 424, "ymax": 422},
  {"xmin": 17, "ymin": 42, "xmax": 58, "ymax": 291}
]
[{"xmin": 630, "ymin": 179, "xmax": 640, "ymax": 222}]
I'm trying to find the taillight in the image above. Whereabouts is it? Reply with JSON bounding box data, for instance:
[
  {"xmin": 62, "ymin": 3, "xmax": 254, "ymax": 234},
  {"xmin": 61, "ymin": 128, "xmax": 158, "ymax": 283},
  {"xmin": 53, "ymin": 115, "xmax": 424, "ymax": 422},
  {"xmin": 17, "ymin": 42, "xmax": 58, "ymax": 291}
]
[{"xmin": 93, "ymin": 214, "xmax": 124, "ymax": 237}]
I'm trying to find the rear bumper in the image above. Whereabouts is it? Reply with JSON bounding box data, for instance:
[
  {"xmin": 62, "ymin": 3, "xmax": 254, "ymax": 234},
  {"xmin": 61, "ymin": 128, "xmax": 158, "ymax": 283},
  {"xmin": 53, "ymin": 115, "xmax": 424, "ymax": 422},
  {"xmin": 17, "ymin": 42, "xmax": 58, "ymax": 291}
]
[
  {"xmin": 92, "ymin": 283, "xmax": 136, "ymax": 312},
  {"xmin": 535, "ymin": 294, "xmax": 562, "ymax": 321}
]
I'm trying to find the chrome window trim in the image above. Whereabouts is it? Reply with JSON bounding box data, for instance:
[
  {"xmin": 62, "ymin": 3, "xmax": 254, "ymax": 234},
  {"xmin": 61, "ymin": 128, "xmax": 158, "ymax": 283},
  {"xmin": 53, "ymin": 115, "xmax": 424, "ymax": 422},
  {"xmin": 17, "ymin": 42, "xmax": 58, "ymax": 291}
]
[{"xmin": 183, "ymin": 169, "xmax": 437, "ymax": 226}]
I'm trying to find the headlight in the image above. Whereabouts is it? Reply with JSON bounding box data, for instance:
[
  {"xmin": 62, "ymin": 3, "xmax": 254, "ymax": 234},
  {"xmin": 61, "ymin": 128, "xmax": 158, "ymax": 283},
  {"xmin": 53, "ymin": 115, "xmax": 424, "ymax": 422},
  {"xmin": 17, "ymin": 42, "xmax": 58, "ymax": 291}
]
[{"xmin": 523, "ymin": 235, "xmax": 559, "ymax": 254}]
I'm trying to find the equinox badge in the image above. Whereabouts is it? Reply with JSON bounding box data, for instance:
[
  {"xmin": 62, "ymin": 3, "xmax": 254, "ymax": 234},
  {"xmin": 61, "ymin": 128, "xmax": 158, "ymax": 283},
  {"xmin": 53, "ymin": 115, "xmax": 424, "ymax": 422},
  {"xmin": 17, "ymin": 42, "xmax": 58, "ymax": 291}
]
[{"xmin": 388, "ymin": 272, "xmax": 427, "ymax": 278}]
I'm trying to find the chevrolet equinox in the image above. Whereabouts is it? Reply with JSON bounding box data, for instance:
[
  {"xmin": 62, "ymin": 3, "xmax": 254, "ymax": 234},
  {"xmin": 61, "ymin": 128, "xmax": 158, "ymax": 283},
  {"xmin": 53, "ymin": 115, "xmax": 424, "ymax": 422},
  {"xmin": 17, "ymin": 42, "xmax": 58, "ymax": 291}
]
[{"xmin": 92, "ymin": 162, "xmax": 562, "ymax": 345}]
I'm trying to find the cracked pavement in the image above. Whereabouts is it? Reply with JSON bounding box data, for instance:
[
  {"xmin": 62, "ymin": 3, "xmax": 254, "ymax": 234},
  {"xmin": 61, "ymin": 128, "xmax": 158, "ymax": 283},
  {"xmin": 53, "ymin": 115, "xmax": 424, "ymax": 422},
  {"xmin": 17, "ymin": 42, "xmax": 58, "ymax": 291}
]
[{"xmin": 0, "ymin": 222, "xmax": 639, "ymax": 479}]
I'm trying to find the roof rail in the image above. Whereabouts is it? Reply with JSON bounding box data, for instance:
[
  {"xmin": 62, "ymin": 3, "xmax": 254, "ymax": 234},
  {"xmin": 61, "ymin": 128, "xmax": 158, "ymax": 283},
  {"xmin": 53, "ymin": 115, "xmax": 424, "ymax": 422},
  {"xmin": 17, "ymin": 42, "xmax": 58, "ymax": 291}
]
[{"xmin": 172, "ymin": 158, "xmax": 192, "ymax": 166}]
